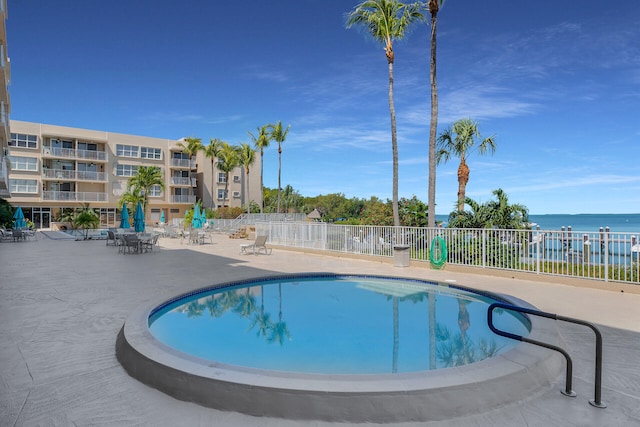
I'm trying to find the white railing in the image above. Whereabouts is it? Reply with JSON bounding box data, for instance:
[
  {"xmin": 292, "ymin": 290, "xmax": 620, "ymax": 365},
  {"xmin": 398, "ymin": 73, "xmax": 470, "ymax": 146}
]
[
  {"xmin": 254, "ymin": 222, "xmax": 640, "ymax": 285},
  {"xmin": 170, "ymin": 176, "xmax": 194, "ymax": 186},
  {"xmin": 170, "ymin": 158, "xmax": 196, "ymax": 168},
  {"xmin": 42, "ymin": 146, "xmax": 107, "ymax": 161},
  {"xmin": 170, "ymin": 195, "xmax": 196, "ymax": 204},
  {"xmin": 42, "ymin": 169, "xmax": 107, "ymax": 181},
  {"xmin": 42, "ymin": 191, "xmax": 108, "ymax": 202}
]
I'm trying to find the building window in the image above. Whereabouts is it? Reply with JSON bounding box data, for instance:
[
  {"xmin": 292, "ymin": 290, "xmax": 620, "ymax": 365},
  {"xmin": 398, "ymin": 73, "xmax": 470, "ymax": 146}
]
[
  {"xmin": 78, "ymin": 142, "xmax": 98, "ymax": 151},
  {"xmin": 9, "ymin": 179, "xmax": 38, "ymax": 193},
  {"xmin": 141, "ymin": 147, "xmax": 162, "ymax": 160},
  {"xmin": 10, "ymin": 156, "xmax": 38, "ymax": 171},
  {"xmin": 172, "ymin": 152, "xmax": 189, "ymax": 160},
  {"xmin": 233, "ymin": 175, "xmax": 240, "ymax": 182},
  {"xmin": 148, "ymin": 184, "xmax": 162, "ymax": 197},
  {"xmin": 115, "ymin": 164, "xmax": 138, "ymax": 177},
  {"xmin": 217, "ymin": 172, "xmax": 226, "ymax": 183},
  {"xmin": 116, "ymin": 144, "xmax": 139, "ymax": 158},
  {"xmin": 10, "ymin": 133, "xmax": 38, "ymax": 149},
  {"xmin": 217, "ymin": 189, "xmax": 227, "ymax": 200}
]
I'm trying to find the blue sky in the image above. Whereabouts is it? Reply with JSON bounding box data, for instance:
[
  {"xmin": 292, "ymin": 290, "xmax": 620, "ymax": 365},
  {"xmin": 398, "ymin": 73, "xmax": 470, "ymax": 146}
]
[{"xmin": 7, "ymin": 0, "xmax": 640, "ymax": 215}]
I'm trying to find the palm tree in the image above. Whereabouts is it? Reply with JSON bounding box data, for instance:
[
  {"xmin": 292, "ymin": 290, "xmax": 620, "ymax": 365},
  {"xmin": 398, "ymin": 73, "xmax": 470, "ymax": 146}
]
[
  {"xmin": 346, "ymin": 0, "xmax": 425, "ymax": 227},
  {"xmin": 267, "ymin": 121, "xmax": 290, "ymax": 213},
  {"xmin": 436, "ymin": 118, "xmax": 496, "ymax": 212},
  {"xmin": 124, "ymin": 166, "xmax": 165, "ymax": 219},
  {"xmin": 248, "ymin": 125, "xmax": 272, "ymax": 213},
  {"xmin": 484, "ymin": 188, "xmax": 529, "ymax": 229},
  {"xmin": 238, "ymin": 143, "xmax": 257, "ymax": 214},
  {"xmin": 427, "ymin": 0, "xmax": 445, "ymax": 228},
  {"xmin": 73, "ymin": 205, "xmax": 100, "ymax": 240},
  {"xmin": 204, "ymin": 138, "xmax": 224, "ymax": 210},
  {"xmin": 217, "ymin": 143, "xmax": 240, "ymax": 207}
]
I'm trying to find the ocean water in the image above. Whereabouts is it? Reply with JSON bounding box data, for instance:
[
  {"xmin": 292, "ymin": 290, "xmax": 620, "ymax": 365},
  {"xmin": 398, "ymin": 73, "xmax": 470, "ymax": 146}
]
[{"xmin": 436, "ymin": 213, "xmax": 640, "ymax": 233}]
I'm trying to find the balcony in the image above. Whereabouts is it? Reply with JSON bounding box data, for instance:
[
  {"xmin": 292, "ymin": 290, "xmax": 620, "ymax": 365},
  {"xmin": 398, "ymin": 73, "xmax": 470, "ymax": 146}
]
[
  {"xmin": 42, "ymin": 169, "xmax": 108, "ymax": 182},
  {"xmin": 170, "ymin": 176, "xmax": 196, "ymax": 186},
  {"xmin": 42, "ymin": 191, "xmax": 108, "ymax": 202},
  {"xmin": 42, "ymin": 146, "xmax": 107, "ymax": 162},
  {"xmin": 169, "ymin": 158, "xmax": 196, "ymax": 169},
  {"xmin": 170, "ymin": 195, "xmax": 196, "ymax": 204}
]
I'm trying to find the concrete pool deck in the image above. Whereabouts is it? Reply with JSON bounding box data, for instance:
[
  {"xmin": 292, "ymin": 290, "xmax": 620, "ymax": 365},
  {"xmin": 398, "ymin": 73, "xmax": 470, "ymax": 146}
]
[{"xmin": 2, "ymin": 232, "xmax": 640, "ymax": 426}]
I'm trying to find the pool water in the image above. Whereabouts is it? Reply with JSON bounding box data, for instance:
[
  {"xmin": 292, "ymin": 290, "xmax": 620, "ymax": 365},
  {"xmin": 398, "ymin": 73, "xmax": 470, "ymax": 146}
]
[{"xmin": 149, "ymin": 276, "xmax": 530, "ymax": 375}]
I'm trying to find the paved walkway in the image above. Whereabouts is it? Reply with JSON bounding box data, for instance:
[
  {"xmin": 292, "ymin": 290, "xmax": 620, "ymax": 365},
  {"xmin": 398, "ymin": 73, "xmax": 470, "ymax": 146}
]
[{"xmin": 1, "ymin": 233, "xmax": 639, "ymax": 426}]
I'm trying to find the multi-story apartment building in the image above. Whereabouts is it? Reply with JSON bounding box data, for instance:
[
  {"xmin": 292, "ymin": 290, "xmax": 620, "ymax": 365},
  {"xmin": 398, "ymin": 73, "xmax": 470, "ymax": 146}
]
[
  {"xmin": 0, "ymin": 0, "xmax": 11, "ymax": 199},
  {"xmin": 7, "ymin": 120, "xmax": 260, "ymax": 229}
]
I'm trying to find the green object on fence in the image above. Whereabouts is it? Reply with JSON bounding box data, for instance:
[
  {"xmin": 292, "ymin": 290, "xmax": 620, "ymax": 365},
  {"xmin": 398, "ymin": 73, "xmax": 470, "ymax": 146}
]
[{"xmin": 430, "ymin": 236, "xmax": 448, "ymax": 268}]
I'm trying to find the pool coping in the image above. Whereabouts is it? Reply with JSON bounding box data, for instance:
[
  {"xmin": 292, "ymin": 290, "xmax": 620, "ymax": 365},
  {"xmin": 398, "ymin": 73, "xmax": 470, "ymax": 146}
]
[{"xmin": 116, "ymin": 273, "xmax": 563, "ymax": 423}]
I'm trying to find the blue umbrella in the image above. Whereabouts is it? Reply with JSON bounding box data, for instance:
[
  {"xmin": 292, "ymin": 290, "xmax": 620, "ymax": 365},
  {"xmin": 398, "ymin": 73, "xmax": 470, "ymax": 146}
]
[
  {"xmin": 134, "ymin": 201, "xmax": 145, "ymax": 233},
  {"xmin": 159, "ymin": 210, "xmax": 165, "ymax": 224},
  {"xmin": 191, "ymin": 204, "xmax": 202, "ymax": 229},
  {"xmin": 120, "ymin": 204, "xmax": 131, "ymax": 229},
  {"xmin": 13, "ymin": 206, "xmax": 27, "ymax": 229}
]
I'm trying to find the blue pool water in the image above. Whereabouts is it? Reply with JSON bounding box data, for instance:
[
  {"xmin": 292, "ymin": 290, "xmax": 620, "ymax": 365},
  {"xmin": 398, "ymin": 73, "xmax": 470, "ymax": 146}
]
[{"xmin": 149, "ymin": 275, "xmax": 530, "ymax": 375}]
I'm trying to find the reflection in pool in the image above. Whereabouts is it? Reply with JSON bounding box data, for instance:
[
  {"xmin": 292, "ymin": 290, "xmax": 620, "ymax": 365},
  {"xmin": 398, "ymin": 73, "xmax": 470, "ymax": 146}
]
[{"xmin": 149, "ymin": 275, "xmax": 530, "ymax": 374}]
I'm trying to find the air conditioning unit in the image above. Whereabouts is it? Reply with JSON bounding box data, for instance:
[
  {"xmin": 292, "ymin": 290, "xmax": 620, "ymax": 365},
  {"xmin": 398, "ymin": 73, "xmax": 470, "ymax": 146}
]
[
  {"xmin": 233, "ymin": 176, "xmax": 240, "ymax": 182},
  {"xmin": 233, "ymin": 191, "xmax": 240, "ymax": 198}
]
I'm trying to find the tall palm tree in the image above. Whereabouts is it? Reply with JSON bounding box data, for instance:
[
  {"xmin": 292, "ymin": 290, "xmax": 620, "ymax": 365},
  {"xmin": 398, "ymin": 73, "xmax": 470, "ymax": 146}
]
[
  {"xmin": 238, "ymin": 143, "xmax": 257, "ymax": 214},
  {"xmin": 203, "ymin": 138, "xmax": 224, "ymax": 210},
  {"xmin": 124, "ymin": 166, "xmax": 165, "ymax": 219},
  {"xmin": 267, "ymin": 121, "xmax": 290, "ymax": 213},
  {"xmin": 436, "ymin": 118, "xmax": 496, "ymax": 212},
  {"xmin": 248, "ymin": 125, "xmax": 272, "ymax": 213},
  {"xmin": 346, "ymin": 0, "xmax": 425, "ymax": 227},
  {"xmin": 427, "ymin": 0, "xmax": 445, "ymax": 228},
  {"xmin": 217, "ymin": 143, "xmax": 240, "ymax": 207}
]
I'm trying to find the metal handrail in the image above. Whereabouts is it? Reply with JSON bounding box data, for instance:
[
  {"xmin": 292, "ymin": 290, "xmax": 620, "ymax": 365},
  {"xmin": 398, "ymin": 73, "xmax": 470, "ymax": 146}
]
[{"xmin": 487, "ymin": 302, "xmax": 606, "ymax": 408}]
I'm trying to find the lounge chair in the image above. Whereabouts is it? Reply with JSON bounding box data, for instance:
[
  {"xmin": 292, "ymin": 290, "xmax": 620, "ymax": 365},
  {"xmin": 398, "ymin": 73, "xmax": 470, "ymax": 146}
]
[{"xmin": 240, "ymin": 235, "xmax": 272, "ymax": 255}]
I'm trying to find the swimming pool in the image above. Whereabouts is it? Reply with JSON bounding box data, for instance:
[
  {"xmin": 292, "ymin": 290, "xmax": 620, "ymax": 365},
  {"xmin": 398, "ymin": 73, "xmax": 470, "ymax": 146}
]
[
  {"xmin": 148, "ymin": 275, "xmax": 530, "ymax": 374},
  {"xmin": 117, "ymin": 274, "xmax": 562, "ymax": 422}
]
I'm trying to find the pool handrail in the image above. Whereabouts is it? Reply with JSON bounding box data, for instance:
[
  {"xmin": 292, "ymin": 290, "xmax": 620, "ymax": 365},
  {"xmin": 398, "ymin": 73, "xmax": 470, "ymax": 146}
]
[{"xmin": 487, "ymin": 302, "xmax": 606, "ymax": 408}]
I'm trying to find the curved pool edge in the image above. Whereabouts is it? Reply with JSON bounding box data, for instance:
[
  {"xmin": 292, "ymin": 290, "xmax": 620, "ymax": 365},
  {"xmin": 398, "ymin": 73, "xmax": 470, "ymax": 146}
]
[{"xmin": 116, "ymin": 274, "xmax": 564, "ymax": 423}]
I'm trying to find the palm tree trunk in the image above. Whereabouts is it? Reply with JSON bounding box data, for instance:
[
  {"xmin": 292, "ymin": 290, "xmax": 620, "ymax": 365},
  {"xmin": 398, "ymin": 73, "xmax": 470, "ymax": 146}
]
[
  {"xmin": 277, "ymin": 145, "xmax": 282, "ymax": 213},
  {"xmin": 457, "ymin": 157, "xmax": 470, "ymax": 212},
  {"xmin": 427, "ymin": 7, "xmax": 439, "ymax": 228},
  {"xmin": 259, "ymin": 149, "xmax": 264, "ymax": 213},
  {"xmin": 211, "ymin": 159, "xmax": 215, "ymax": 210},
  {"xmin": 388, "ymin": 61, "xmax": 400, "ymax": 227}
]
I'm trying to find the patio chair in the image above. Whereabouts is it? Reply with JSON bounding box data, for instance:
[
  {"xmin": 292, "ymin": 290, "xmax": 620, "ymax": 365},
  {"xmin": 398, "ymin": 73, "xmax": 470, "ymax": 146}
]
[
  {"xmin": 0, "ymin": 227, "xmax": 13, "ymax": 242},
  {"xmin": 120, "ymin": 234, "xmax": 140, "ymax": 254},
  {"xmin": 240, "ymin": 235, "xmax": 272, "ymax": 255},
  {"xmin": 143, "ymin": 234, "xmax": 159, "ymax": 252},
  {"xmin": 106, "ymin": 230, "xmax": 118, "ymax": 247}
]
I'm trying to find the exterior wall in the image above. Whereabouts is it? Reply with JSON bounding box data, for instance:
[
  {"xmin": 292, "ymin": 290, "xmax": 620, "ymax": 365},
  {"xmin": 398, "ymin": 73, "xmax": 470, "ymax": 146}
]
[
  {"xmin": 196, "ymin": 150, "xmax": 262, "ymax": 212},
  {"xmin": 0, "ymin": 0, "xmax": 11, "ymax": 198},
  {"xmin": 6, "ymin": 120, "xmax": 260, "ymax": 228}
]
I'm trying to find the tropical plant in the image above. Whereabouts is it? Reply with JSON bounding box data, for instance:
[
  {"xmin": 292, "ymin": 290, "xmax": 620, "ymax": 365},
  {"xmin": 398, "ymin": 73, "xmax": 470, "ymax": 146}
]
[
  {"xmin": 346, "ymin": 0, "xmax": 425, "ymax": 227},
  {"xmin": 248, "ymin": 125, "xmax": 273, "ymax": 213},
  {"xmin": 123, "ymin": 166, "xmax": 165, "ymax": 219},
  {"xmin": 216, "ymin": 143, "xmax": 240, "ymax": 207},
  {"xmin": 176, "ymin": 136, "xmax": 204, "ymax": 161},
  {"xmin": 267, "ymin": 121, "xmax": 291, "ymax": 213},
  {"xmin": 448, "ymin": 189, "xmax": 528, "ymax": 230},
  {"xmin": 238, "ymin": 143, "xmax": 257, "ymax": 214},
  {"xmin": 73, "ymin": 206, "xmax": 100, "ymax": 240},
  {"xmin": 427, "ymin": 0, "xmax": 445, "ymax": 228},
  {"xmin": 204, "ymin": 138, "xmax": 225, "ymax": 209},
  {"xmin": 0, "ymin": 198, "xmax": 14, "ymax": 227},
  {"xmin": 437, "ymin": 118, "xmax": 496, "ymax": 212}
]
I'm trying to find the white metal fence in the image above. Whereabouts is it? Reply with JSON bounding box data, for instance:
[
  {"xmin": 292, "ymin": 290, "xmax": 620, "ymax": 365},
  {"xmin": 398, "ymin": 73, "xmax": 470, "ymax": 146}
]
[{"xmin": 254, "ymin": 221, "xmax": 640, "ymax": 285}]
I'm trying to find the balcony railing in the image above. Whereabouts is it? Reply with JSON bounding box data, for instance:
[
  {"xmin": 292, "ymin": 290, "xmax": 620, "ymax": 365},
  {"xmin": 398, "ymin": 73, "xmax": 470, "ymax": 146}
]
[
  {"xmin": 42, "ymin": 191, "xmax": 108, "ymax": 202},
  {"xmin": 42, "ymin": 146, "xmax": 107, "ymax": 161},
  {"xmin": 170, "ymin": 195, "xmax": 196, "ymax": 204},
  {"xmin": 170, "ymin": 158, "xmax": 196, "ymax": 169},
  {"xmin": 42, "ymin": 169, "xmax": 108, "ymax": 182},
  {"xmin": 170, "ymin": 177, "xmax": 196, "ymax": 186}
]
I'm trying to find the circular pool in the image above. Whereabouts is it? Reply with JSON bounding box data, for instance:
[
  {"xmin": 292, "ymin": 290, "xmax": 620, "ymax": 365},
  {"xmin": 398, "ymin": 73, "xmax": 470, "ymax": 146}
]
[{"xmin": 117, "ymin": 274, "xmax": 562, "ymax": 422}]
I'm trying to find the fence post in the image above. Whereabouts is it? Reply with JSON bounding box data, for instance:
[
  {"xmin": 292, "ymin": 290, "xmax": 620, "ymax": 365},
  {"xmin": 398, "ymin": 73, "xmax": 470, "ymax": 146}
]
[{"xmin": 604, "ymin": 227, "xmax": 610, "ymax": 282}]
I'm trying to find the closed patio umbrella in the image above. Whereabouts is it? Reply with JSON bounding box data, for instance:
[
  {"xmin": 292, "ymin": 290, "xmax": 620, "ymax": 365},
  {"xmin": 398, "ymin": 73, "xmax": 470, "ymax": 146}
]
[
  {"xmin": 159, "ymin": 210, "xmax": 165, "ymax": 224},
  {"xmin": 120, "ymin": 204, "xmax": 131, "ymax": 229},
  {"xmin": 13, "ymin": 206, "xmax": 27, "ymax": 229},
  {"xmin": 134, "ymin": 201, "xmax": 145, "ymax": 233},
  {"xmin": 191, "ymin": 204, "xmax": 202, "ymax": 229}
]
